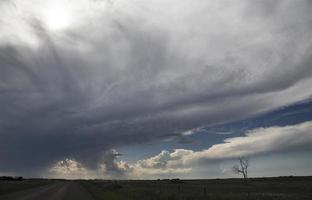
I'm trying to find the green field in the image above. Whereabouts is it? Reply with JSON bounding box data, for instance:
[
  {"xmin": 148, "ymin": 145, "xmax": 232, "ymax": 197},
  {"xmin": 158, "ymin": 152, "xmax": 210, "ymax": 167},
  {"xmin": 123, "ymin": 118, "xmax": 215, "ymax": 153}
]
[{"xmin": 81, "ymin": 177, "xmax": 312, "ymax": 200}]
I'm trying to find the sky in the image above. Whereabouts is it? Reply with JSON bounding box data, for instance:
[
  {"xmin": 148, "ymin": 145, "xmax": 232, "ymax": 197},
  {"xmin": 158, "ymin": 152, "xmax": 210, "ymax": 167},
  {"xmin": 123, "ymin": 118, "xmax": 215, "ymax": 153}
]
[{"xmin": 0, "ymin": 0, "xmax": 312, "ymax": 179}]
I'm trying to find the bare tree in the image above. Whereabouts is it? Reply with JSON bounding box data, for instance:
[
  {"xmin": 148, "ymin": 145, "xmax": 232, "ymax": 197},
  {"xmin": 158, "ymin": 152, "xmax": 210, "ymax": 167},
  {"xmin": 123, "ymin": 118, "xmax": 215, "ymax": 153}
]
[{"xmin": 233, "ymin": 157, "xmax": 249, "ymax": 184}]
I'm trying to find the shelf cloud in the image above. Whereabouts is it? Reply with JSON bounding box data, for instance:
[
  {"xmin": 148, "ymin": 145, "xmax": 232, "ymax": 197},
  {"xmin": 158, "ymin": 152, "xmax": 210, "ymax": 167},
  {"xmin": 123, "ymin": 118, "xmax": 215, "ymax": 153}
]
[{"xmin": 48, "ymin": 121, "xmax": 312, "ymax": 179}]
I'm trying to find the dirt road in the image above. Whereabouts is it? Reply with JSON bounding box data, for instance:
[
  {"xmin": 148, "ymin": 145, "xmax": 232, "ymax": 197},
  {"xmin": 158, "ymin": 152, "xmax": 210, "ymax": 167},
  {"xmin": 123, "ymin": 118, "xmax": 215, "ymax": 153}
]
[{"xmin": 0, "ymin": 181, "xmax": 94, "ymax": 200}]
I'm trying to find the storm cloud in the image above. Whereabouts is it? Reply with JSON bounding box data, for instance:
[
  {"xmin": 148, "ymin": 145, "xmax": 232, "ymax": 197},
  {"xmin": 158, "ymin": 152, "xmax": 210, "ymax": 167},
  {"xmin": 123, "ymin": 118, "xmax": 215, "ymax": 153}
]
[
  {"xmin": 49, "ymin": 121, "xmax": 312, "ymax": 179},
  {"xmin": 0, "ymin": 0, "xmax": 312, "ymax": 177}
]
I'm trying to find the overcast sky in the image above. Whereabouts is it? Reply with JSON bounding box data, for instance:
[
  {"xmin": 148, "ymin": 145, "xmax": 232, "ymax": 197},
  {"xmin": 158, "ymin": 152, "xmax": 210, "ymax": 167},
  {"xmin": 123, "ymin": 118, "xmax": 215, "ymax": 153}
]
[{"xmin": 0, "ymin": 0, "xmax": 312, "ymax": 179}]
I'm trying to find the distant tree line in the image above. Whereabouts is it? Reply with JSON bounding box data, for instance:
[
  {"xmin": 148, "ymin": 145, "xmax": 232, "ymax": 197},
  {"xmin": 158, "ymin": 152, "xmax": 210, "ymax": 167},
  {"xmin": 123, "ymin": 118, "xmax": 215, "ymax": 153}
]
[{"xmin": 0, "ymin": 176, "xmax": 23, "ymax": 181}]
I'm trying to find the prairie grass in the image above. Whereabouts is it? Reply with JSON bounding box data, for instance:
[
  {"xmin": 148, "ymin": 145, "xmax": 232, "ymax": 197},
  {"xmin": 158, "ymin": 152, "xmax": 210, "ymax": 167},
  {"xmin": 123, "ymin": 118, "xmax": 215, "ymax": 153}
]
[{"xmin": 81, "ymin": 177, "xmax": 312, "ymax": 200}]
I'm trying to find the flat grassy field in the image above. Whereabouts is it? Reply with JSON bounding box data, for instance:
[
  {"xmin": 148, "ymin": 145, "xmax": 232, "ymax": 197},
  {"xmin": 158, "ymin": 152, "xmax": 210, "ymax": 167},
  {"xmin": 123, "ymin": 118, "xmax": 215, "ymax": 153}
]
[
  {"xmin": 0, "ymin": 179, "xmax": 55, "ymax": 196},
  {"xmin": 81, "ymin": 176, "xmax": 312, "ymax": 200}
]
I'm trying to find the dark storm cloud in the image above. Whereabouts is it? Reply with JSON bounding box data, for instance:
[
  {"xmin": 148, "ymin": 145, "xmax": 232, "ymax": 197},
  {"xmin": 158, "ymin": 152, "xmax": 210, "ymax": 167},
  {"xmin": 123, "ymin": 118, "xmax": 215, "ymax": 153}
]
[
  {"xmin": 0, "ymin": 0, "xmax": 312, "ymax": 177},
  {"xmin": 244, "ymin": 0, "xmax": 283, "ymax": 18}
]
